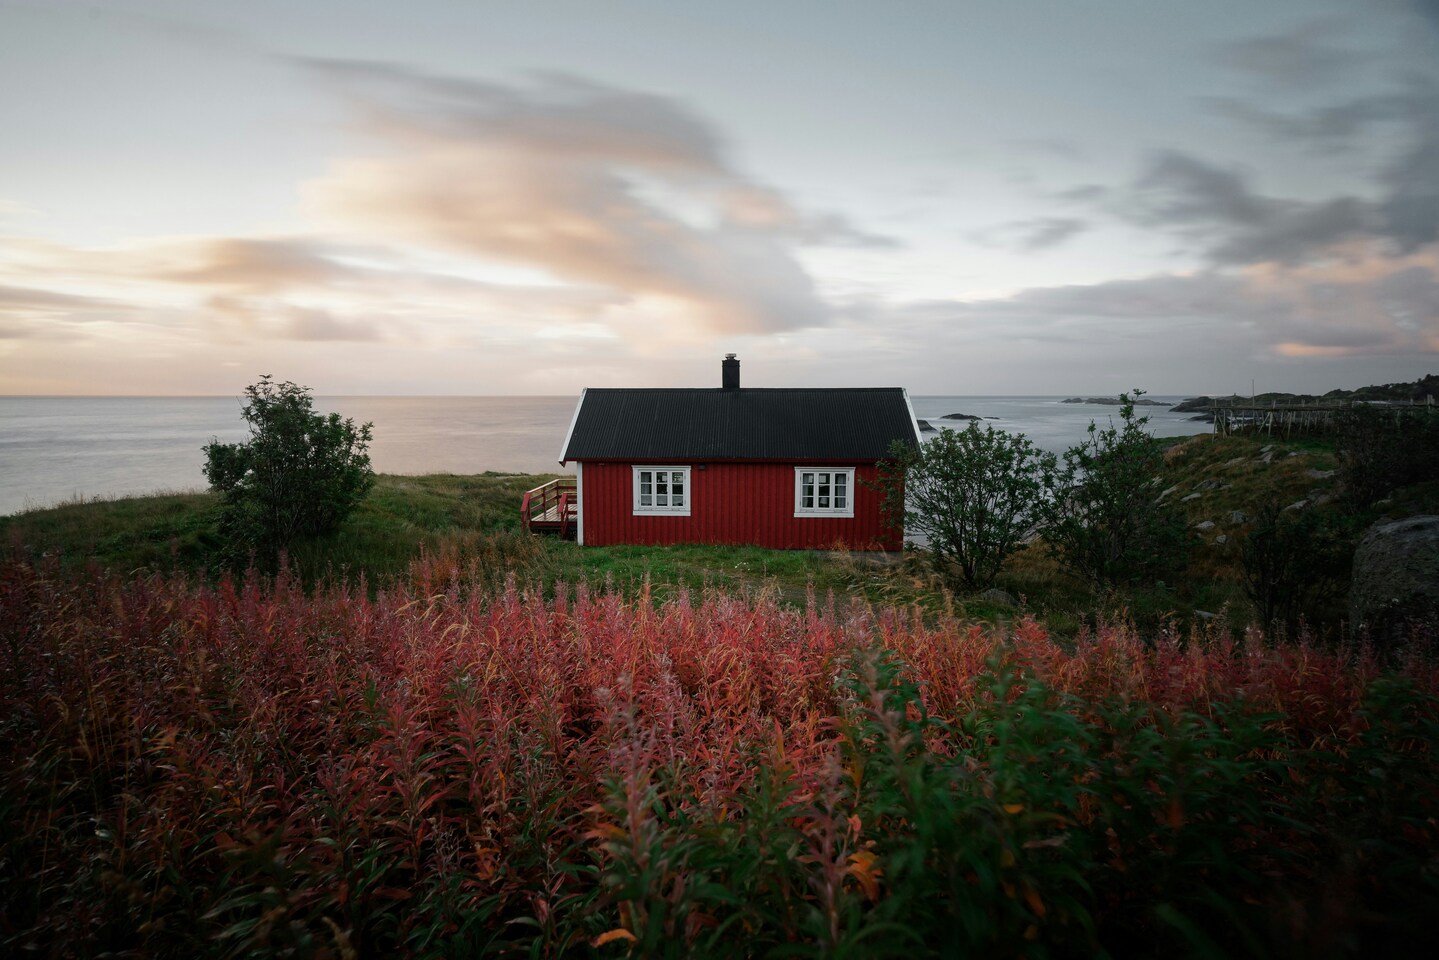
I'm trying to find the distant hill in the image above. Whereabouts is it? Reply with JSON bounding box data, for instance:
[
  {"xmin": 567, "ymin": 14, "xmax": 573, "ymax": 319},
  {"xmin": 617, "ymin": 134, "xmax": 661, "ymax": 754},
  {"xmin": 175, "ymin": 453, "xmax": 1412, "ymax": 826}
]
[{"xmin": 1172, "ymin": 374, "xmax": 1439, "ymax": 414}]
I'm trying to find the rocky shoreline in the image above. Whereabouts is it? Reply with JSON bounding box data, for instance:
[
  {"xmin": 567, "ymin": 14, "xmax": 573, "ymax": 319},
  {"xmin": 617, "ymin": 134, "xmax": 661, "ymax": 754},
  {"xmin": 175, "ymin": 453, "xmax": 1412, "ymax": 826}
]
[{"xmin": 1060, "ymin": 396, "xmax": 1166, "ymax": 406}]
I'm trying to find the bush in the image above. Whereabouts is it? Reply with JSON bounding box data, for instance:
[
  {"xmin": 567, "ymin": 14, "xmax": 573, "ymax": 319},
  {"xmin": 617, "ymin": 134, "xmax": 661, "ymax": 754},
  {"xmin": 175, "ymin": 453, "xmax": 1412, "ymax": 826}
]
[
  {"xmin": 1040, "ymin": 390, "xmax": 1188, "ymax": 586},
  {"xmin": 1335, "ymin": 404, "xmax": 1439, "ymax": 508},
  {"xmin": 879, "ymin": 424, "xmax": 1055, "ymax": 590},
  {"xmin": 1240, "ymin": 494, "xmax": 1355, "ymax": 632},
  {"xmin": 203, "ymin": 376, "xmax": 374, "ymax": 558}
]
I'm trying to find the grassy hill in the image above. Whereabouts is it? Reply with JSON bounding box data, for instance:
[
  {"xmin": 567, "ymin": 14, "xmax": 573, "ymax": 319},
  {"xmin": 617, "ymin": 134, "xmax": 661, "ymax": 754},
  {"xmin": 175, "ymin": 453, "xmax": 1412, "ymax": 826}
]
[{"xmin": 0, "ymin": 472, "xmax": 919, "ymax": 611}]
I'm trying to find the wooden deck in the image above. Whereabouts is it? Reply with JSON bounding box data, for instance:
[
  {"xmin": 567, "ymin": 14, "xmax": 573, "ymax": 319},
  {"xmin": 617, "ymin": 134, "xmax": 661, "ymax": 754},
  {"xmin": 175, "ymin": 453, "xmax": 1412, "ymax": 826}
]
[{"xmin": 521, "ymin": 477, "xmax": 577, "ymax": 538}]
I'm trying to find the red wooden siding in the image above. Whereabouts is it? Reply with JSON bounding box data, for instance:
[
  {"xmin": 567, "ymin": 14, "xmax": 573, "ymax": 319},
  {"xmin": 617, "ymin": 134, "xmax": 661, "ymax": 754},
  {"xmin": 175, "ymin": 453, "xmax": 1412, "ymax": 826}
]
[{"xmin": 579, "ymin": 461, "xmax": 902, "ymax": 550}]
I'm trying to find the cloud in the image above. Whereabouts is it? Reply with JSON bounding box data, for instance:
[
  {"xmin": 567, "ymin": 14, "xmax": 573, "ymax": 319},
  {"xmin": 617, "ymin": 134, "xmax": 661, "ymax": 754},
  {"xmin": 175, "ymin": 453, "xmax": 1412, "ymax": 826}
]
[
  {"xmin": 203, "ymin": 295, "xmax": 381, "ymax": 342},
  {"xmin": 971, "ymin": 217, "xmax": 1089, "ymax": 252},
  {"xmin": 1211, "ymin": 21, "xmax": 1365, "ymax": 89},
  {"xmin": 1205, "ymin": 92, "xmax": 1413, "ymax": 155},
  {"xmin": 1378, "ymin": 116, "xmax": 1439, "ymax": 251},
  {"xmin": 0, "ymin": 282, "xmax": 140, "ymax": 340},
  {"xmin": 1118, "ymin": 150, "xmax": 1377, "ymax": 265},
  {"xmin": 157, "ymin": 237, "xmax": 359, "ymax": 293},
  {"xmin": 297, "ymin": 61, "xmax": 882, "ymax": 334},
  {"xmin": 1052, "ymin": 184, "xmax": 1107, "ymax": 204},
  {"xmin": 891, "ymin": 243, "xmax": 1439, "ymax": 361}
]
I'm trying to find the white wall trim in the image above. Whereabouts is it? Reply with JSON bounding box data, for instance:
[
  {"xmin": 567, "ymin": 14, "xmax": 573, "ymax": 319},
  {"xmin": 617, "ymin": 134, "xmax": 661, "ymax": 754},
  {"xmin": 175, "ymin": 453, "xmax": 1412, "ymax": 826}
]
[{"xmin": 575, "ymin": 462, "xmax": 584, "ymax": 545}]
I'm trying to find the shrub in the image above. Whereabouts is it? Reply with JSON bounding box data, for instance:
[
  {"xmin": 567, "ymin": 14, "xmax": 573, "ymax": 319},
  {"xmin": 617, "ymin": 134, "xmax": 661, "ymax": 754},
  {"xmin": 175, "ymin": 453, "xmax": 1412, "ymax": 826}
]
[
  {"xmin": 1335, "ymin": 404, "xmax": 1439, "ymax": 508},
  {"xmin": 1040, "ymin": 390, "xmax": 1189, "ymax": 586},
  {"xmin": 879, "ymin": 425, "xmax": 1055, "ymax": 590},
  {"xmin": 204, "ymin": 375, "xmax": 374, "ymax": 559},
  {"xmin": 1239, "ymin": 494, "xmax": 1356, "ymax": 632}
]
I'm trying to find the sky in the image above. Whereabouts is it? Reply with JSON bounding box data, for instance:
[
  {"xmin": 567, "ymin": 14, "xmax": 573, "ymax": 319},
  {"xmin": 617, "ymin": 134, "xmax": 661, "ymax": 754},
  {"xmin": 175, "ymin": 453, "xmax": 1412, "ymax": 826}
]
[{"xmin": 1, "ymin": 0, "xmax": 1437, "ymax": 396}]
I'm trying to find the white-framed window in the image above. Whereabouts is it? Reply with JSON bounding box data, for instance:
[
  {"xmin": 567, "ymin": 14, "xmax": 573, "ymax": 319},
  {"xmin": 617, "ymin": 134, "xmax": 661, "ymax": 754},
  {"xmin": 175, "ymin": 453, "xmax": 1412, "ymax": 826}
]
[
  {"xmin": 794, "ymin": 467, "xmax": 855, "ymax": 518},
  {"xmin": 633, "ymin": 466, "xmax": 691, "ymax": 516}
]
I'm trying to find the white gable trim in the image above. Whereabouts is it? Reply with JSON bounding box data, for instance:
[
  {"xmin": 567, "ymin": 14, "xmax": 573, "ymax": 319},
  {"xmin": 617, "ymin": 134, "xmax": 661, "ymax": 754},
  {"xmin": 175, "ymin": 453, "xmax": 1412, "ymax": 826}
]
[
  {"xmin": 901, "ymin": 387, "xmax": 923, "ymax": 447},
  {"xmin": 558, "ymin": 387, "xmax": 587, "ymax": 465}
]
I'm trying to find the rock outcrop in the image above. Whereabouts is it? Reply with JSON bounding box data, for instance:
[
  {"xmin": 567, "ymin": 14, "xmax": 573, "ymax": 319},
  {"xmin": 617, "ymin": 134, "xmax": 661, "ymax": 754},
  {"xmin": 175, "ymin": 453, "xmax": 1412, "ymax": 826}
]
[{"xmin": 1350, "ymin": 515, "xmax": 1439, "ymax": 648}]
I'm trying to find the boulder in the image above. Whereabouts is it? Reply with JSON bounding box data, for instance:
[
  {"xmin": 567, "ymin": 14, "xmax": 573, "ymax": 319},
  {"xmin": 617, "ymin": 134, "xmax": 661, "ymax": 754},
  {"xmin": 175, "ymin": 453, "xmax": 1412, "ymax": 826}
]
[
  {"xmin": 976, "ymin": 588, "xmax": 1018, "ymax": 608},
  {"xmin": 916, "ymin": 419, "xmax": 938, "ymax": 432},
  {"xmin": 1195, "ymin": 520, "xmax": 1216, "ymax": 531},
  {"xmin": 1350, "ymin": 515, "xmax": 1439, "ymax": 648}
]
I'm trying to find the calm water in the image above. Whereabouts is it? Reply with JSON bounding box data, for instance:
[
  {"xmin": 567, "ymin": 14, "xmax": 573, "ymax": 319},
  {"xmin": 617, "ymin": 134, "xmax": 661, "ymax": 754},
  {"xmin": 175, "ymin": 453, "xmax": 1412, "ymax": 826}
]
[{"xmin": 0, "ymin": 394, "xmax": 1211, "ymax": 516}]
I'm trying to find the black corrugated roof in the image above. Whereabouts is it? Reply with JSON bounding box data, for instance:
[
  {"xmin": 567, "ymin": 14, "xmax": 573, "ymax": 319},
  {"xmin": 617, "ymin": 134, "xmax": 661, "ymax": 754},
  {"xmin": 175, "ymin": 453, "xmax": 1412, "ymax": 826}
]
[{"xmin": 560, "ymin": 388, "xmax": 919, "ymax": 462}]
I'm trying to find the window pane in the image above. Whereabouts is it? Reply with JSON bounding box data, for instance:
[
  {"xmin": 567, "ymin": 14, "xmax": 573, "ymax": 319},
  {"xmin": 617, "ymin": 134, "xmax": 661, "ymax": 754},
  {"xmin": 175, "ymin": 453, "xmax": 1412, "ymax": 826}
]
[{"xmin": 657, "ymin": 493, "xmax": 668, "ymax": 506}]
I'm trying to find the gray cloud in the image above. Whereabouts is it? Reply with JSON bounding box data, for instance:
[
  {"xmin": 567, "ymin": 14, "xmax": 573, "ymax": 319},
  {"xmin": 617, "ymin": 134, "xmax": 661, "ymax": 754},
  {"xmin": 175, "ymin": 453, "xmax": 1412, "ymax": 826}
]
[
  {"xmin": 1122, "ymin": 150, "xmax": 1371, "ymax": 265},
  {"xmin": 972, "ymin": 217, "xmax": 1089, "ymax": 252},
  {"xmin": 1053, "ymin": 184, "xmax": 1108, "ymax": 204},
  {"xmin": 305, "ymin": 60, "xmax": 732, "ymax": 174},
  {"xmin": 1378, "ymin": 118, "xmax": 1439, "ymax": 251},
  {"xmin": 1206, "ymin": 92, "xmax": 1412, "ymax": 154},
  {"xmin": 888, "ymin": 251, "xmax": 1439, "ymax": 361},
  {"xmin": 1211, "ymin": 21, "xmax": 1365, "ymax": 89}
]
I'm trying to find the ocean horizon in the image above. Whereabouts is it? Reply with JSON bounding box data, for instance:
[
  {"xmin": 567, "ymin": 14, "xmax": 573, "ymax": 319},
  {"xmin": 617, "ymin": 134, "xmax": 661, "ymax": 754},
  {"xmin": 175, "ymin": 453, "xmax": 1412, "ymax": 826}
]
[{"xmin": 0, "ymin": 394, "xmax": 1214, "ymax": 517}]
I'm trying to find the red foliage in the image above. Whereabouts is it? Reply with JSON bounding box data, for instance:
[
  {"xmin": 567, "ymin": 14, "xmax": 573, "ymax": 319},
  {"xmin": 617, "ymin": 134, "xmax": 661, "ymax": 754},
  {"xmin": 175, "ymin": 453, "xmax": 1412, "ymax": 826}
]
[{"xmin": 1, "ymin": 556, "xmax": 1435, "ymax": 955}]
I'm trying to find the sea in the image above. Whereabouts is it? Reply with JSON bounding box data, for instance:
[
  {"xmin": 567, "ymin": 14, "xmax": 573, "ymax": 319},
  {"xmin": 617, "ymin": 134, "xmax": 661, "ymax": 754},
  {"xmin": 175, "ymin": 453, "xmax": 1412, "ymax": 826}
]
[{"xmin": 0, "ymin": 395, "xmax": 1214, "ymax": 517}]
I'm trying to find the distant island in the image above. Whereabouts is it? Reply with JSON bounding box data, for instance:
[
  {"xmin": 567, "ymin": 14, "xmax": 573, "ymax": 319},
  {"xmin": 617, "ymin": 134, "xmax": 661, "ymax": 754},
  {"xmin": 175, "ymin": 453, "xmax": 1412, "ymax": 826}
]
[
  {"xmin": 1171, "ymin": 374, "xmax": 1439, "ymax": 420},
  {"xmin": 1061, "ymin": 396, "xmax": 1166, "ymax": 406}
]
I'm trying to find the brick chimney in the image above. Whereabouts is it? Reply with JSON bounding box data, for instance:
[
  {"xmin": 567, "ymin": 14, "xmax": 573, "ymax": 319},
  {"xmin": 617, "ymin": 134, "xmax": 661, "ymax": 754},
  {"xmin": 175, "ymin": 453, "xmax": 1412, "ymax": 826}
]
[{"xmin": 722, "ymin": 353, "xmax": 740, "ymax": 390}]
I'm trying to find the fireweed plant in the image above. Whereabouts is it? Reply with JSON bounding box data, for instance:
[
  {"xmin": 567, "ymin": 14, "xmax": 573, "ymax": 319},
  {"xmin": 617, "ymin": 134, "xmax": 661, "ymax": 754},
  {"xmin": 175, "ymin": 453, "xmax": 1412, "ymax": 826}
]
[{"xmin": 1, "ymin": 555, "xmax": 1437, "ymax": 958}]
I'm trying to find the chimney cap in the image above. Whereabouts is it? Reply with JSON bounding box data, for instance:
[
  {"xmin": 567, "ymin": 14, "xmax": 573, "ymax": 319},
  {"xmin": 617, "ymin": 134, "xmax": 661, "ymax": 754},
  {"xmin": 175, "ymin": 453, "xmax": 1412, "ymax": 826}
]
[{"xmin": 724, "ymin": 353, "xmax": 737, "ymax": 360}]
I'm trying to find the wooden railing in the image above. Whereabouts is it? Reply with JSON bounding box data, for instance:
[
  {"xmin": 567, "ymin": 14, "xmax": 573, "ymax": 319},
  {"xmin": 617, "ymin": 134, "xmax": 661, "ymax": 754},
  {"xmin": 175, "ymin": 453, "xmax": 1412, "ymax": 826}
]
[{"xmin": 521, "ymin": 477, "xmax": 578, "ymax": 537}]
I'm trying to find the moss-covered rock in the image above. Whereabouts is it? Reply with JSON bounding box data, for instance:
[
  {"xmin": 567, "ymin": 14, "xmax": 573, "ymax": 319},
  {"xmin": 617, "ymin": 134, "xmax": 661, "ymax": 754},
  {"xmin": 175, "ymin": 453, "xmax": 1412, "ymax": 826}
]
[{"xmin": 1350, "ymin": 515, "xmax": 1439, "ymax": 648}]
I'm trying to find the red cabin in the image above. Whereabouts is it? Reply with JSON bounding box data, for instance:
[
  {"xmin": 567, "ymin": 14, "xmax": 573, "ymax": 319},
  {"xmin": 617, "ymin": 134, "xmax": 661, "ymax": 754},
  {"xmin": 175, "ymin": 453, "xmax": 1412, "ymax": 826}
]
[{"xmin": 557, "ymin": 355, "xmax": 920, "ymax": 550}]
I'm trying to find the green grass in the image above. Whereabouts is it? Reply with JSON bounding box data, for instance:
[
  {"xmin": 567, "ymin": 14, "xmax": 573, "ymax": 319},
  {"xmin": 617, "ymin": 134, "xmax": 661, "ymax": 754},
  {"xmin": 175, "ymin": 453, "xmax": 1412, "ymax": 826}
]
[
  {"xmin": 0, "ymin": 491, "xmax": 224, "ymax": 574},
  {"xmin": 8, "ymin": 430, "xmax": 1420, "ymax": 632},
  {"xmin": 0, "ymin": 473, "xmax": 946, "ymax": 612}
]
